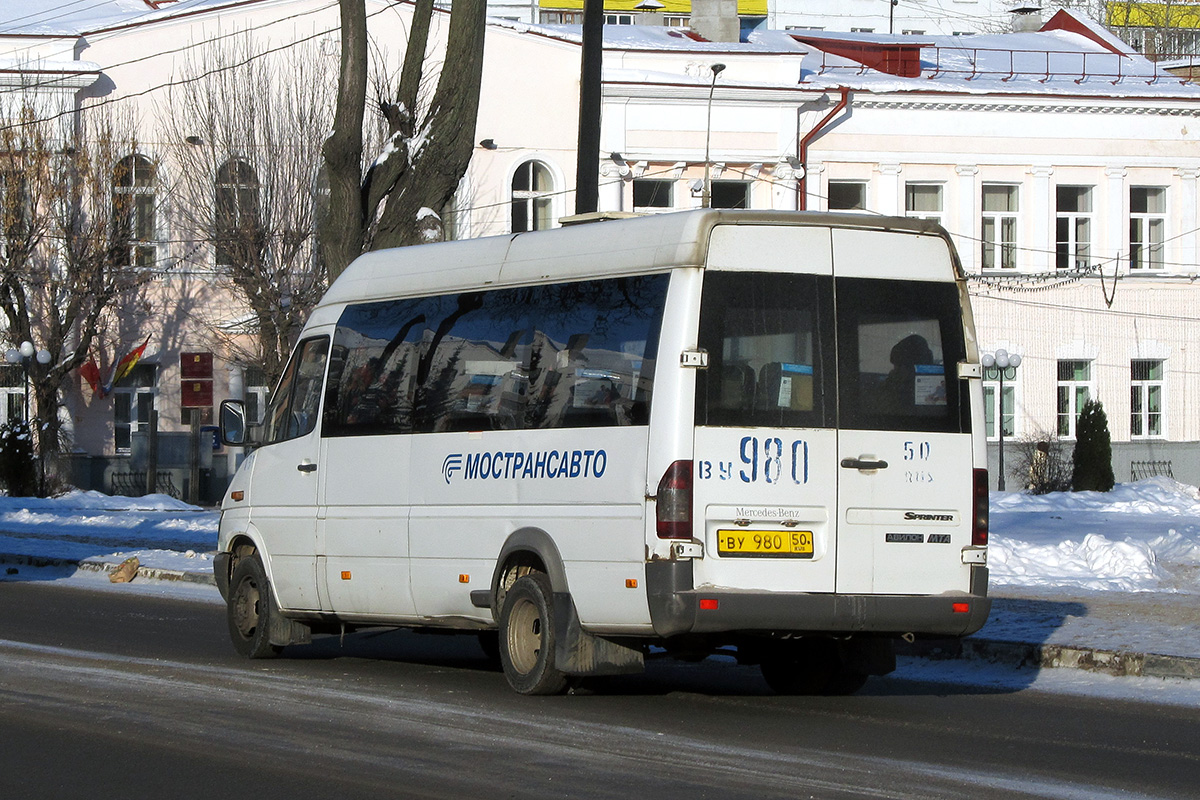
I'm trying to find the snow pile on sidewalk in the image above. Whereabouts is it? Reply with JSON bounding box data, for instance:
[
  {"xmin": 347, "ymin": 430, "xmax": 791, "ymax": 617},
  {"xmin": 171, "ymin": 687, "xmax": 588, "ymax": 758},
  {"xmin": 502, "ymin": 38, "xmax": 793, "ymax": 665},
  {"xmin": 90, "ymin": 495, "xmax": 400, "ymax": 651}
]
[
  {"xmin": 0, "ymin": 490, "xmax": 218, "ymax": 573},
  {"xmin": 1, "ymin": 478, "xmax": 1199, "ymax": 594},
  {"xmin": 989, "ymin": 477, "xmax": 1200, "ymax": 593}
]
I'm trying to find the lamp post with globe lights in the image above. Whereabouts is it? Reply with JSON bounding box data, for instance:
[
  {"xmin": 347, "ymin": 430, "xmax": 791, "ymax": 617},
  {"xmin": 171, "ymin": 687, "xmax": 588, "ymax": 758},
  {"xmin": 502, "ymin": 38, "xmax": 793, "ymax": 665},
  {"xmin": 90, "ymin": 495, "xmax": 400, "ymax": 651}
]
[{"xmin": 981, "ymin": 348, "xmax": 1021, "ymax": 491}]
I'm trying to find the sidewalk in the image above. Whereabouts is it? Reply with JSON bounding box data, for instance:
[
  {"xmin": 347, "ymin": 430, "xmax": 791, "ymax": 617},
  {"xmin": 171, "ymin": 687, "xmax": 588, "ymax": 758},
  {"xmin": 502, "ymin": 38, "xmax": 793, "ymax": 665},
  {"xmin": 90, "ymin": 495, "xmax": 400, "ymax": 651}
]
[
  {"xmin": 900, "ymin": 587, "xmax": 1200, "ymax": 680},
  {"xmin": 5, "ymin": 548, "xmax": 1199, "ymax": 682}
]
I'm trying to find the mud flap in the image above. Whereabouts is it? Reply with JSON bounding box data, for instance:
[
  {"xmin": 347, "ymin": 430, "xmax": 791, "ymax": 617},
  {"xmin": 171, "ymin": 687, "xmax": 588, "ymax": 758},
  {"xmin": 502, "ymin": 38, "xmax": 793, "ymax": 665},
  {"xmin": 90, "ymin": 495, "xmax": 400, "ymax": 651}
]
[
  {"xmin": 268, "ymin": 593, "xmax": 313, "ymax": 648},
  {"xmin": 552, "ymin": 593, "xmax": 644, "ymax": 677}
]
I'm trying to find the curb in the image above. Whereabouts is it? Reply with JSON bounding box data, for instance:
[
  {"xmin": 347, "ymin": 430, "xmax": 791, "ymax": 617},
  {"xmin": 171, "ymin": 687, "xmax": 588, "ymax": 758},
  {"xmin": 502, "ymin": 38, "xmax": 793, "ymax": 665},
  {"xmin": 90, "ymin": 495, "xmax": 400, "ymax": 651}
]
[
  {"xmin": 898, "ymin": 636, "xmax": 1200, "ymax": 681},
  {"xmin": 0, "ymin": 552, "xmax": 216, "ymax": 587}
]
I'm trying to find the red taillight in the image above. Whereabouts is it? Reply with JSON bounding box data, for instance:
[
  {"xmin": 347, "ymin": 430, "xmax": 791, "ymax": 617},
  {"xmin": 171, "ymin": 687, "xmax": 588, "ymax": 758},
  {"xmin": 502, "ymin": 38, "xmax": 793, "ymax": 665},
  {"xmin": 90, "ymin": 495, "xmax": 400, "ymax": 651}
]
[
  {"xmin": 699, "ymin": 598, "xmax": 719, "ymax": 611},
  {"xmin": 656, "ymin": 459, "xmax": 693, "ymax": 540},
  {"xmin": 952, "ymin": 602, "xmax": 970, "ymax": 614},
  {"xmin": 972, "ymin": 468, "xmax": 989, "ymax": 547}
]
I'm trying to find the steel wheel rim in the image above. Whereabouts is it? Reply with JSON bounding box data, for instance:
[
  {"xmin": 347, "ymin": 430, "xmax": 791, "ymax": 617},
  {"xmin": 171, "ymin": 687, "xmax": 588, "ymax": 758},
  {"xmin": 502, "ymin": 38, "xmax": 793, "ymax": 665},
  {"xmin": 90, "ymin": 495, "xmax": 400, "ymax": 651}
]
[
  {"xmin": 507, "ymin": 596, "xmax": 542, "ymax": 675},
  {"xmin": 233, "ymin": 578, "xmax": 261, "ymax": 639}
]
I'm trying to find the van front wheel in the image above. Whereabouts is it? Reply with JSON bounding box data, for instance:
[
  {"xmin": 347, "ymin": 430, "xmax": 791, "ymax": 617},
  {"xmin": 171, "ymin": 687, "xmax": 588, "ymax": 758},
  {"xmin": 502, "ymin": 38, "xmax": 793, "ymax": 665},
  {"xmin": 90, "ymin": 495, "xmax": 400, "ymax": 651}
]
[
  {"xmin": 227, "ymin": 555, "xmax": 283, "ymax": 659},
  {"xmin": 498, "ymin": 573, "xmax": 568, "ymax": 695}
]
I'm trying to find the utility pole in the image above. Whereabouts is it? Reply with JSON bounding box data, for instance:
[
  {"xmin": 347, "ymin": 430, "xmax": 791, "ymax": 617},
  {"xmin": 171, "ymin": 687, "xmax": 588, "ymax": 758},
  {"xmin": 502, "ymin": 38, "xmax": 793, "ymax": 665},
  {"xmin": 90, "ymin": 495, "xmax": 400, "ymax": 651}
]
[{"xmin": 576, "ymin": 0, "xmax": 604, "ymax": 214}]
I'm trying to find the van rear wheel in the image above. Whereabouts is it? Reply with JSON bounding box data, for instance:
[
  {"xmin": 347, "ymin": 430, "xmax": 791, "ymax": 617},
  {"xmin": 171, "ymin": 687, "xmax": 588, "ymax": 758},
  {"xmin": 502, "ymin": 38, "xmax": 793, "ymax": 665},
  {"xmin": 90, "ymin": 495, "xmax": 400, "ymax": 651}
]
[
  {"xmin": 759, "ymin": 639, "xmax": 836, "ymax": 695},
  {"xmin": 227, "ymin": 555, "xmax": 283, "ymax": 659},
  {"xmin": 498, "ymin": 573, "xmax": 568, "ymax": 695}
]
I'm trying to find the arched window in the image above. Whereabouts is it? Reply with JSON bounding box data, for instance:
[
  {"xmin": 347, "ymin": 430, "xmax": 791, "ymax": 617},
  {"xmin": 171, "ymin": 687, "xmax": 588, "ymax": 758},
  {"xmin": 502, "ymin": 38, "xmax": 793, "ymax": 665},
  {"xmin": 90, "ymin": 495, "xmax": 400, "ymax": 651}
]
[
  {"xmin": 511, "ymin": 160, "xmax": 553, "ymax": 233},
  {"xmin": 215, "ymin": 158, "xmax": 262, "ymax": 267},
  {"xmin": 112, "ymin": 154, "xmax": 157, "ymax": 268}
]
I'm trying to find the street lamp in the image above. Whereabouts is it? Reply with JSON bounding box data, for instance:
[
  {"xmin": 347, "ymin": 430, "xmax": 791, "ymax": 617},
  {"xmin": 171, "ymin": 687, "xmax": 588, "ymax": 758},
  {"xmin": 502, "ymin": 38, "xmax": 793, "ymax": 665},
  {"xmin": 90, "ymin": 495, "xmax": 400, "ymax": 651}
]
[
  {"xmin": 701, "ymin": 62, "xmax": 726, "ymax": 208},
  {"xmin": 889, "ymin": 0, "xmax": 899, "ymax": 34},
  {"xmin": 981, "ymin": 348, "xmax": 1021, "ymax": 491},
  {"xmin": 5, "ymin": 340, "xmax": 51, "ymax": 424}
]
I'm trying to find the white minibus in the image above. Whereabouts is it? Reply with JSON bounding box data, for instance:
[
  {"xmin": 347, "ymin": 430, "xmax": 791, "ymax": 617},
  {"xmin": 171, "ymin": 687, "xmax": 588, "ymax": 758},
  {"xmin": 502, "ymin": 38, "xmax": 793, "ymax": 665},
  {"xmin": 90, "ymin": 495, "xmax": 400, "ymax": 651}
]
[{"xmin": 216, "ymin": 209, "xmax": 990, "ymax": 695}]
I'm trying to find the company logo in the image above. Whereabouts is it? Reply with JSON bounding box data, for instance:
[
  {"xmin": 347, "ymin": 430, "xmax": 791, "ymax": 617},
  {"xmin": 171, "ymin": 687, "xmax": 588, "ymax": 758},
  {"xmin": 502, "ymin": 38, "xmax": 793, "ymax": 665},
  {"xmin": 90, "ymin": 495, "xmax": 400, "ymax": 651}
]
[
  {"xmin": 442, "ymin": 454, "xmax": 463, "ymax": 485},
  {"xmin": 903, "ymin": 511, "xmax": 955, "ymax": 522},
  {"xmin": 440, "ymin": 449, "xmax": 608, "ymax": 485}
]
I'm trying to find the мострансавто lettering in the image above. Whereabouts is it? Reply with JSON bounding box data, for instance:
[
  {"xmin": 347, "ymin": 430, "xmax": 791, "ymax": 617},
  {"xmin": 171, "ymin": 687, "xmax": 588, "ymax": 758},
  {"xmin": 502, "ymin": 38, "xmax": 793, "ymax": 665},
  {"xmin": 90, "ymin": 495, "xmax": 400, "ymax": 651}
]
[{"xmin": 443, "ymin": 449, "xmax": 608, "ymax": 484}]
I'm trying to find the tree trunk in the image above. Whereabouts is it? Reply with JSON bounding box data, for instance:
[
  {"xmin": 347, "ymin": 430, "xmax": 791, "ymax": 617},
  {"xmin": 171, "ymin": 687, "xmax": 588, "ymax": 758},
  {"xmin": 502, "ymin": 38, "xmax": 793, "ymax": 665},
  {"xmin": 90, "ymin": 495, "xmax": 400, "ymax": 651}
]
[
  {"xmin": 373, "ymin": 0, "xmax": 487, "ymax": 250},
  {"xmin": 321, "ymin": 0, "xmax": 369, "ymax": 282}
]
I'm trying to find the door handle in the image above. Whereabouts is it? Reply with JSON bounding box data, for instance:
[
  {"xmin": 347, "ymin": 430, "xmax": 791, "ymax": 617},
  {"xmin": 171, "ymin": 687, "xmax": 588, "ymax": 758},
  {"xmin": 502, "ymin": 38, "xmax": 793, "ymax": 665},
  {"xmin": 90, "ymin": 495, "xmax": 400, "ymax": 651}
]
[
  {"xmin": 840, "ymin": 457, "xmax": 888, "ymax": 471},
  {"xmin": 297, "ymin": 462, "xmax": 317, "ymax": 473}
]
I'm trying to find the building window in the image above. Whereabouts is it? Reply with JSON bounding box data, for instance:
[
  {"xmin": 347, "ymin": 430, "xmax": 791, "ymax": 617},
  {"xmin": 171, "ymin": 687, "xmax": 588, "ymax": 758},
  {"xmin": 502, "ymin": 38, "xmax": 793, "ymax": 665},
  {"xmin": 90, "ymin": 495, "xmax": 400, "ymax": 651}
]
[
  {"xmin": 0, "ymin": 365, "xmax": 23, "ymax": 425},
  {"xmin": 540, "ymin": 11, "xmax": 582, "ymax": 23},
  {"xmin": 215, "ymin": 159, "xmax": 262, "ymax": 268},
  {"xmin": 711, "ymin": 180, "xmax": 750, "ymax": 209},
  {"xmin": 981, "ymin": 184, "xmax": 1019, "ymax": 270},
  {"xmin": 828, "ymin": 181, "xmax": 866, "ymax": 211},
  {"xmin": 605, "ymin": 13, "xmax": 633, "ymax": 24},
  {"xmin": 1130, "ymin": 186, "xmax": 1166, "ymax": 271},
  {"xmin": 850, "ymin": 27, "xmax": 875, "ymax": 33},
  {"xmin": 1056, "ymin": 359, "xmax": 1092, "ymax": 439},
  {"xmin": 983, "ymin": 382, "xmax": 1016, "ymax": 441},
  {"xmin": 112, "ymin": 154, "xmax": 158, "ymax": 269},
  {"xmin": 902, "ymin": 29, "xmax": 926, "ymax": 35},
  {"xmin": 904, "ymin": 183, "xmax": 943, "ymax": 225},
  {"xmin": 511, "ymin": 160, "xmax": 554, "ymax": 233},
  {"xmin": 663, "ymin": 15, "xmax": 689, "ymax": 26},
  {"xmin": 633, "ymin": 179, "xmax": 673, "ymax": 209},
  {"xmin": 112, "ymin": 364, "xmax": 157, "ymax": 455},
  {"xmin": 1131, "ymin": 359, "xmax": 1164, "ymax": 438},
  {"xmin": 1056, "ymin": 185, "xmax": 1093, "ymax": 270}
]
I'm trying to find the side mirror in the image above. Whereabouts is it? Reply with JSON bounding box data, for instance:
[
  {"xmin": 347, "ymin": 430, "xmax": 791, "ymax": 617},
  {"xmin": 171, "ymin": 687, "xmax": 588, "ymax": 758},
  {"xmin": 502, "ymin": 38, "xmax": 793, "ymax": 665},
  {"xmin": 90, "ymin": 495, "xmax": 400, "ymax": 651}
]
[{"xmin": 220, "ymin": 400, "xmax": 247, "ymax": 447}]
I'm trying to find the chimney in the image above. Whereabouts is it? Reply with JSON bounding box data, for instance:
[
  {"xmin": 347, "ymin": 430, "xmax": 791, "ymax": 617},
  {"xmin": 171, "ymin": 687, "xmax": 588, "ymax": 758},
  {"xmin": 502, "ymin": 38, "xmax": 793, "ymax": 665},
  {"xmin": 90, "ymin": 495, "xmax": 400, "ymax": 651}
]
[
  {"xmin": 691, "ymin": 0, "xmax": 740, "ymax": 43},
  {"xmin": 1009, "ymin": 5, "xmax": 1044, "ymax": 33}
]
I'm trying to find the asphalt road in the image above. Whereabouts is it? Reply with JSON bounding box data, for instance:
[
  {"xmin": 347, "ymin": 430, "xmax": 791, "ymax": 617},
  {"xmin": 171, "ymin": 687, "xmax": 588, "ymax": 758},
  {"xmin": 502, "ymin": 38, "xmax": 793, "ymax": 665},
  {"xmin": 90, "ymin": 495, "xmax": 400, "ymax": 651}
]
[{"xmin": 2, "ymin": 580, "xmax": 1199, "ymax": 799}]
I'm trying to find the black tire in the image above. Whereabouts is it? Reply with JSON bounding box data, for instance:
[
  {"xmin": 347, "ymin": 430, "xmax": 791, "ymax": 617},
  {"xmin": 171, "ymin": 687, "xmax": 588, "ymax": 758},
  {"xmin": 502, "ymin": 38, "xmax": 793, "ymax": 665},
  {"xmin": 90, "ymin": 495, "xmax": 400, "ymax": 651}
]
[
  {"xmin": 759, "ymin": 639, "xmax": 837, "ymax": 695},
  {"xmin": 227, "ymin": 555, "xmax": 283, "ymax": 659},
  {"xmin": 498, "ymin": 573, "xmax": 568, "ymax": 695}
]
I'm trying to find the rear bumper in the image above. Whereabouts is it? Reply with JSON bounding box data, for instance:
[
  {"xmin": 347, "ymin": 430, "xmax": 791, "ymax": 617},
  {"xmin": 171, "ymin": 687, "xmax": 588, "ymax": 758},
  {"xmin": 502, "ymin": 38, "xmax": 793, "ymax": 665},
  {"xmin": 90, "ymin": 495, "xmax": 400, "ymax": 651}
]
[{"xmin": 646, "ymin": 560, "xmax": 991, "ymax": 639}]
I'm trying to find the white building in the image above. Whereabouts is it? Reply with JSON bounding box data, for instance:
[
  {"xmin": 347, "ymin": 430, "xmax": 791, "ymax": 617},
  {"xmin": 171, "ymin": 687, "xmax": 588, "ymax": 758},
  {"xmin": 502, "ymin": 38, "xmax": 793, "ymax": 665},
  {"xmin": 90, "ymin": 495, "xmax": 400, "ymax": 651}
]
[{"xmin": 3, "ymin": 0, "xmax": 1199, "ymax": 494}]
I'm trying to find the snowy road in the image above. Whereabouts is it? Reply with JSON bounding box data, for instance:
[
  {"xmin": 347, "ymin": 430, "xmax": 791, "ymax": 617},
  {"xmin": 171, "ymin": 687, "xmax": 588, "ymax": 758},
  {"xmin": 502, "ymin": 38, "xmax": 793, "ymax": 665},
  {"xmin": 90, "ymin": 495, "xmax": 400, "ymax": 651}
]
[{"xmin": 3, "ymin": 582, "xmax": 1199, "ymax": 800}]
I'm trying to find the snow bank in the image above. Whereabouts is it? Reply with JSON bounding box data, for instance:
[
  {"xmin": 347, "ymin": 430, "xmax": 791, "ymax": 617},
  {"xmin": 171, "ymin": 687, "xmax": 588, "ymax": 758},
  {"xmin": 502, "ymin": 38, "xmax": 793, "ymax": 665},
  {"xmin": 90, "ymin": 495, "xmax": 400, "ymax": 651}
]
[{"xmin": 990, "ymin": 478, "xmax": 1200, "ymax": 593}]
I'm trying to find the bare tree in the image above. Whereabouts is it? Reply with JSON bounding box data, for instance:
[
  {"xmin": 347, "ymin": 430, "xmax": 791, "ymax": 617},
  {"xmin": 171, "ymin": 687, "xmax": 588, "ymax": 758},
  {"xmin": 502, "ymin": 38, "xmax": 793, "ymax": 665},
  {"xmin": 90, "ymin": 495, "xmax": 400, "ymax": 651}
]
[
  {"xmin": 320, "ymin": 0, "xmax": 487, "ymax": 281},
  {"xmin": 0, "ymin": 98, "xmax": 150, "ymax": 483},
  {"xmin": 159, "ymin": 35, "xmax": 337, "ymax": 386}
]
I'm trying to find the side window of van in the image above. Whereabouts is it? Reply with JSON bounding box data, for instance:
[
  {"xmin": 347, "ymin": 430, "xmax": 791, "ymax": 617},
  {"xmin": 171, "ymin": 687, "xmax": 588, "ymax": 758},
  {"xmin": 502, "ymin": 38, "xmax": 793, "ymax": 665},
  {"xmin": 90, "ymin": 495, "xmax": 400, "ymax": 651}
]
[
  {"xmin": 263, "ymin": 336, "xmax": 329, "ymax": 444},
  {"xmin": 836, "ymin": 277, "xmax": 967, "ymax": 433},
  {"xmin": 696, "ymin": 271, "xmax": 833, "ymax": 429},
  {"xmin": 323, "ymin": 275, "xmax": 668, "ymax": 436}
]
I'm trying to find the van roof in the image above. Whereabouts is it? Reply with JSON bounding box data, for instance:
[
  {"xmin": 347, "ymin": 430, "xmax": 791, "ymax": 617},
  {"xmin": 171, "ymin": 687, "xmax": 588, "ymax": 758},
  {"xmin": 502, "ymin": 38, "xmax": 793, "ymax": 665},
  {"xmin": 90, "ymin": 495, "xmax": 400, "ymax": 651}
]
[{"xmin": 314, "ymin": 209, "xmax": 951, "ymax": 319}]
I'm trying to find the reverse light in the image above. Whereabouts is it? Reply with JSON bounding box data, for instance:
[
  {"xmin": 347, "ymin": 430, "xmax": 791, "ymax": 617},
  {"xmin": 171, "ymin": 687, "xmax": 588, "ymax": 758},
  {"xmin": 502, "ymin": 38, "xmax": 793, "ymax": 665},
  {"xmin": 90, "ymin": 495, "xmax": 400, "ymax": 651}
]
[
  {"xmin": 972, "ymin": 468, "xmax": 989, "ymax": 547},
  {"xmin": 656, "ymin": 460, "xmax": 693, "ymax": 540}
]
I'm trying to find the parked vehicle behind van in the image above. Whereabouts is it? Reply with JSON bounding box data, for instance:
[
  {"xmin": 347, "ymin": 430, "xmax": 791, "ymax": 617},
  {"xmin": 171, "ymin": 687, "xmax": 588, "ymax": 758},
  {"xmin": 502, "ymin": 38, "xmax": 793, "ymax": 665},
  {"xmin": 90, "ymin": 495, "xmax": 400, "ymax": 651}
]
[{"xmin": 216, "ymin": 209, "xmax": 990, "ymax": 695}]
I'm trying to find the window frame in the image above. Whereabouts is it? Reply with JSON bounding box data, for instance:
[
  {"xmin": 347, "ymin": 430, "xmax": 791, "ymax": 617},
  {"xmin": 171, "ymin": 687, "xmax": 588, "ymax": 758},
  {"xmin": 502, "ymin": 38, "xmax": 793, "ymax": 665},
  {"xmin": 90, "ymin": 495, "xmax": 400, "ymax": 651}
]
[
  {"xmin": 1055, "ymin": 185, "xmax": 1093, "ymax": 271},
  {"xmin": 1129, "ymin": 186, "xmax": 1166, "ymax": 272},
  {"xmin": 1056, "ymin": 359, "xmax": 1093, "ymax": 440},
  {"xmin": 1130, "ymin": 359, "xmax": 1165, "ymax": 439},
  {"xmin": 511, "ymin": 160, "xmax": 554, "ymax": 233},
  {"xmin": 112, "ymin": 154, "xmax": 158, "ymax": 270},
  {"xmin": 981, "ymin": 183, "xmax": 1019, "ymax": 271},
  {"xmin": 904, "ymin": 182, "xmax": 944, "ymax": 226},
  {"xmin": 828, "ymin": 181, "xmax": 867, "ymax": 212},
  {"xmin": 982, "ymin": 378, "xmax": 1016, "ymax": 442}
]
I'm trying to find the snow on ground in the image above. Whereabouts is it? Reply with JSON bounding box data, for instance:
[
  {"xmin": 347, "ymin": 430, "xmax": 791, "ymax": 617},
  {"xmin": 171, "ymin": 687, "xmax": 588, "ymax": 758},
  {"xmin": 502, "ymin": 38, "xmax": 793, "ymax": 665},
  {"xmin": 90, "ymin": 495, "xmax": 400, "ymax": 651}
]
[
  {"xmin": 990, "ymin": 477, "xmax": 1200, "ymax": 594},
  {"xmin": 1, "ymin": 477, "xmax": 1199, "ymax": 594},
  {"xmin": 0, "ymin": 490, "xmax": 218, "ymax": 573}
]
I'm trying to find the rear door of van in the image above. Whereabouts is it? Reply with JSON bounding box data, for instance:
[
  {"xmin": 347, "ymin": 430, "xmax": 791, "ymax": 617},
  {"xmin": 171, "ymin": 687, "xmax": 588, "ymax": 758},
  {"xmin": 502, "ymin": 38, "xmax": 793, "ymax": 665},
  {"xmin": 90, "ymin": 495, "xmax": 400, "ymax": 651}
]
[{"xmin": 692, "ymin": 224, "xmax": 975, "ymax": 600}]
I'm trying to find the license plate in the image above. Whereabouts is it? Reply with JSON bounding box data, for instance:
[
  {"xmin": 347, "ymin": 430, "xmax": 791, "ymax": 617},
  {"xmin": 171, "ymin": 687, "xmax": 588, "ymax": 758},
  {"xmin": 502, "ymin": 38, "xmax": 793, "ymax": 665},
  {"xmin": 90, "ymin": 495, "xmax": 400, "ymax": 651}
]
[{"xmin": 716, "ymin": 529, "xmax": 814, "ymax": 558}]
